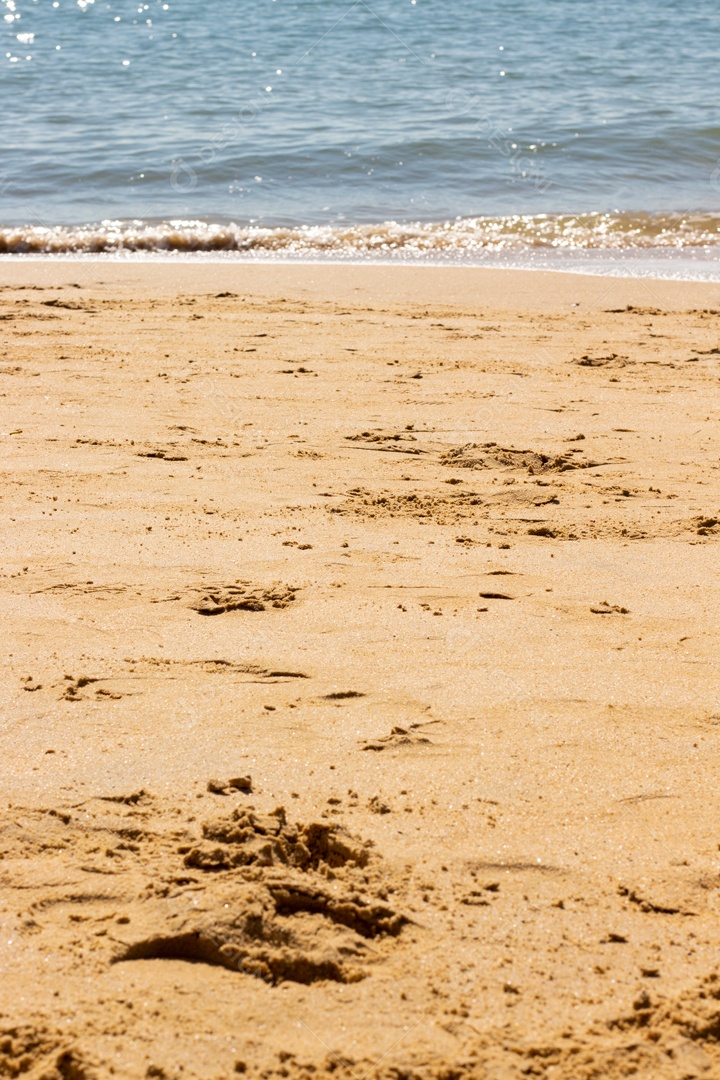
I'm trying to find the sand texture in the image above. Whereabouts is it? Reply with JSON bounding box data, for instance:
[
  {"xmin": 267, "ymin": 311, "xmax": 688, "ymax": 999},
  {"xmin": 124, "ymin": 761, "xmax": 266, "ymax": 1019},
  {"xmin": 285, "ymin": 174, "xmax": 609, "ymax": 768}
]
[{"xmin": 1, "ymin": 261, "xmax": 720, "ymax": 1079}]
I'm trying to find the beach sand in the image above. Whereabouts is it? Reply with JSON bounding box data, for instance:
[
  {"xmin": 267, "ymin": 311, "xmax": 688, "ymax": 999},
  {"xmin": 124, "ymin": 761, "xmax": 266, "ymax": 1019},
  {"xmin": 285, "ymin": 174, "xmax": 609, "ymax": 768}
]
[{"xmin": 1, "ymin": 261, "xmax": 720, "ymax": 1079}]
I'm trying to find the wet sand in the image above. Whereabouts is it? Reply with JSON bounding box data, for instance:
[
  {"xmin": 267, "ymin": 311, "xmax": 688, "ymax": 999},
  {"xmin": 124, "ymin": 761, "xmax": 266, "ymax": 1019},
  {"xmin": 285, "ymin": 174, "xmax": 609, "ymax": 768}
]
[{"xmin": 1, "ymin": 261, "xmax": 720, "ymax": 1080}]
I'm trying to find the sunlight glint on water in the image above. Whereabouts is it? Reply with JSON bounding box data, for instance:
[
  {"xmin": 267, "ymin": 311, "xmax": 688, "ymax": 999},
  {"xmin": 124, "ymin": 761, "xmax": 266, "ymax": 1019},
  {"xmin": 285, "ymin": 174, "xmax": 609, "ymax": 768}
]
[{"xmin": 2, "ymin": 0, "xmax": 720, "ymax": 272}]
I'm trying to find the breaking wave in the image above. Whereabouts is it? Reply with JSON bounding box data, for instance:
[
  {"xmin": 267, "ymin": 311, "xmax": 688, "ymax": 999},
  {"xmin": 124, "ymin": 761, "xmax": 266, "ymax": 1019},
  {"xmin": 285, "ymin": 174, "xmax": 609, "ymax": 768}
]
[{"xmin": 1, "ymin": 212, "xmax": 719, "ymax": 258}]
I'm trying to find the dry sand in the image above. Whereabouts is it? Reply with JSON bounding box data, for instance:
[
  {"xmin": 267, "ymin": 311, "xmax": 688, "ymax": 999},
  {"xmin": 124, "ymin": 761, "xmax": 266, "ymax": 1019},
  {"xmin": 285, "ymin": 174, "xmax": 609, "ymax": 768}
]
[{"xmin": 1, "ymin": 260, "xmax": 720, "ymax": 1080}]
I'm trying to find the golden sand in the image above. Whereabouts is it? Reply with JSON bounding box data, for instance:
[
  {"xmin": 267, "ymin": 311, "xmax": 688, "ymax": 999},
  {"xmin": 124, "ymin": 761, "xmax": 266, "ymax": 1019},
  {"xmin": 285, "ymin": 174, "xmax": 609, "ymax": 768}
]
[{"xmin": 1, "ymin": 261, "xmax": 720, "ymax": 1079}]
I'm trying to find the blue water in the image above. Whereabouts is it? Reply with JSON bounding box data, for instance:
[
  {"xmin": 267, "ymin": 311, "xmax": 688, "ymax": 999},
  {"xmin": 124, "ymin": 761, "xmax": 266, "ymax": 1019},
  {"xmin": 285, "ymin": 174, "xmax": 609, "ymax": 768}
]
[{"xmin": 2, "ymin": 0, "xmax": 720, "ymax": 263}]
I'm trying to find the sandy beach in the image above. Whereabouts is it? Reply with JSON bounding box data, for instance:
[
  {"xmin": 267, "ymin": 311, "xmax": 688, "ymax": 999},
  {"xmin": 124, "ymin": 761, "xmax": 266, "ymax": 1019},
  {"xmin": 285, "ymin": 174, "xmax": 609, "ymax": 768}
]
[{"xmin": 2, "ymin": 260, "xmax": 720, "ymax": 1079}]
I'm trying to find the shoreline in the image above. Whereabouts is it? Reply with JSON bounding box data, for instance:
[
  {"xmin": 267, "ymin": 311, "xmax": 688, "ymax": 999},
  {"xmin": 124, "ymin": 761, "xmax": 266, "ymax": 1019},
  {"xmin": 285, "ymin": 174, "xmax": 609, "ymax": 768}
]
[
  {"xmin": 2, "ymin": 260, "xmax": 720, "ymax": 1079},
  {"xmin": 1, "ymin": 251, "xmax": 720, "ymax": 283},
  {"xmin": 2, "ymin": 259, "xmax": 720, "ymax": 305},
  {"xmin": 1, "ymin": 209, "xmax": 719, "ymax": 282}
]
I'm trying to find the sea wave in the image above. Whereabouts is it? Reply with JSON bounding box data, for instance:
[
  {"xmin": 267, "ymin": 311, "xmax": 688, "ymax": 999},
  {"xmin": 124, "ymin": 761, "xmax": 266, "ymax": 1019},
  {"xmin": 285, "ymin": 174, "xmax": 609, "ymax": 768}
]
[{"xmin": 1, "ymin": 213, "xmax": 719, "ymax": 257}]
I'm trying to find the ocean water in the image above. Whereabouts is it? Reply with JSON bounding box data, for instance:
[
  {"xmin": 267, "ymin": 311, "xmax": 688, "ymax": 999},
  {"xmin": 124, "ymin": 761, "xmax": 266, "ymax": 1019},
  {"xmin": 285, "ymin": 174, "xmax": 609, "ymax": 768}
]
[{"xmin": 2, "ymin": 0, "xmax": 720, "ymax": 271}]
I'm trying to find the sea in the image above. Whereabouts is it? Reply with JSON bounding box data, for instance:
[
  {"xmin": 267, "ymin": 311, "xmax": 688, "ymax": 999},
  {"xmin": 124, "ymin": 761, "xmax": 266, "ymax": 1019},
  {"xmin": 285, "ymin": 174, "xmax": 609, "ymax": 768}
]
[{"xmin": 2, "ymin": 0, "xmax": 720, "ymax": 277}]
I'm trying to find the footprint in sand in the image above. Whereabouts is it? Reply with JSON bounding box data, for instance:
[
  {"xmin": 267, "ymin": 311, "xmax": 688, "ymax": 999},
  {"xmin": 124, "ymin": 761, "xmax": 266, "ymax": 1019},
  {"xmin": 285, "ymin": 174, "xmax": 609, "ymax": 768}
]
[
  {"xmin": 114, "ymin": 808, "xmax": 408, "ymax": 985},
  {"xmin": 360, "ymin": 725, "xmax": 432, "ymax": 752},
  {"xmin": 189, "ymin": 582, "xmax": 298, "ymax": 615}
]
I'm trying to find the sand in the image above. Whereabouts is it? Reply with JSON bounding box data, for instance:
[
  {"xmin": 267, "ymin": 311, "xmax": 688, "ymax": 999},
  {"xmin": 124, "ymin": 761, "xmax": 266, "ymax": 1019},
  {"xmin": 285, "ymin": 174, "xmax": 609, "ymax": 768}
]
[{"xmin": 1, "ymin": 259, "xmax": 720, "ymax": 1080}]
